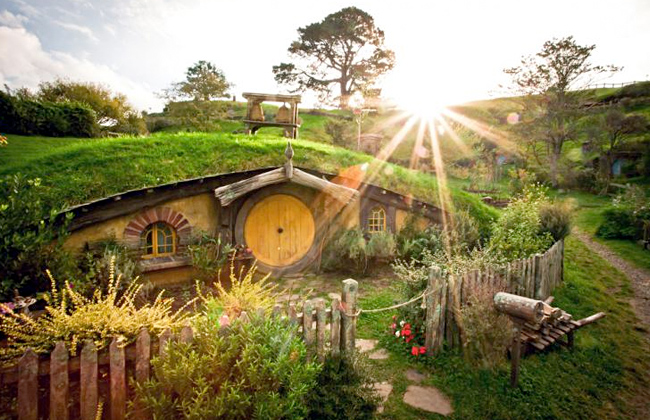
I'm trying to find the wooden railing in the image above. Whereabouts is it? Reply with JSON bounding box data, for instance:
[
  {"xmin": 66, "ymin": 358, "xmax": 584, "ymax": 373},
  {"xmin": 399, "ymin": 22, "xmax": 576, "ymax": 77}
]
[
  {"xmin": 425, "ymin": 239, "xmax": 565, "ymax": 352},
  {"xmin": 0, "ymin": 279, "xmax": 360, "ymax": 420}
]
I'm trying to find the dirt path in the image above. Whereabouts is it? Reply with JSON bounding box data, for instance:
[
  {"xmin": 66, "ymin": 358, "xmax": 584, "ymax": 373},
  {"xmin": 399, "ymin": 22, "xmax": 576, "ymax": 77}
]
[{"xmin": 573, "ymin": 230, "xmax": 650, "ymax": 334}]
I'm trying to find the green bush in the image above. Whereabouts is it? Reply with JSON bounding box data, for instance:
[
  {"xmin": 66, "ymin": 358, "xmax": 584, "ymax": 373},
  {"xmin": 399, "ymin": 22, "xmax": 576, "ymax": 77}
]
[
  {"xmin": 365, "ymin": 231, "xmax": 397, "ymax": 260},
  {"xmin": 134, "ymin": 315, "xmax": 320, "ymax": 420},
  {"xmin": 76, "ymin": 240, "xmax": 139, "ymax": 297},
  {"xmin": 0, "ymin": 90, "xmax": 97, "ymax": 137},
  {"xmin": 321, "ymin": 229, "xmax": 367, "ymax": 273},
  {"xmin": 187, "ymin": 231, "xmax": 233, "ymax": 282},
  {"xmin": 0, "ymin": 175, "xmax": 75, "ymax": 301},
  {"xmin": 539, "ymin": 200, "xmax": 574, "ymax": 241},
  {"xmin": 488, "ymin": 185, "xmax": 554, "ymax": 260},
  {"xmin": 306, "ymin": 352, "xmax": 379, "ymax": 420},
  {"xmin": 324, "ymin": 118, "xmax": 354, "ymax": 147},
  {"xmin": 596, "ymin": 207, "xmax": 640, "ymax": 239}
]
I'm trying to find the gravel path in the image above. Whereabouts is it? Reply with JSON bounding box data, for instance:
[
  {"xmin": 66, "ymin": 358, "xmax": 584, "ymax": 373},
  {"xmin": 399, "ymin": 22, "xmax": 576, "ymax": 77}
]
[{"xmin": 573, "ymin": 230, "xmax": 650, "ymax": 334}]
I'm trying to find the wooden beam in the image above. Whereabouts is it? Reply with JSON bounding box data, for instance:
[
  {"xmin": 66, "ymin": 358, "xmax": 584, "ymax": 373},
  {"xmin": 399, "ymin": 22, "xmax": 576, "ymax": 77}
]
[
  {"xmin": 575, "ymin": 312, "xmax": 606, "ymax": 327},
  {"xmin": 494, "ymin": 292, "xmax": 544, "ymax": 323}
]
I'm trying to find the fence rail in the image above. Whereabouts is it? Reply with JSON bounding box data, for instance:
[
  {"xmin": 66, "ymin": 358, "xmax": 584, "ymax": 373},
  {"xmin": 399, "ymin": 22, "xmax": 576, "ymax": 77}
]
[
  {"xmin": 1, "ymin": 279, "xmax": 360, "ymax": 420},
  {"xmin": 425, "ymin": 239, "xmax": 565, "ymax": 352}
]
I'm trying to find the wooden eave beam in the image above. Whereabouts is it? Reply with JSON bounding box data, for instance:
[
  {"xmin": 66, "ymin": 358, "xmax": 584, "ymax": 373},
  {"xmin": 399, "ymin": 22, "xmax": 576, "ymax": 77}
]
[{"xmin": 214, "ymin": 167, "xmax": 358, "ymax": 207}]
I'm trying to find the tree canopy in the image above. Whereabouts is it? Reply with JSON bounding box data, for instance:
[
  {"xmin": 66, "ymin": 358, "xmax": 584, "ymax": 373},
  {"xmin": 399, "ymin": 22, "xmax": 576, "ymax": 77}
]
[
  {"xmin": 164, "ymin": 61, "xmax": 232, "ymax": 102},
  {"xmin": 503, "ymin": 36, "xmax": 620, "ymax": 186},
  {"xmin": 273, "ymin": 7, "xmax": 395, "ymax": 108}
]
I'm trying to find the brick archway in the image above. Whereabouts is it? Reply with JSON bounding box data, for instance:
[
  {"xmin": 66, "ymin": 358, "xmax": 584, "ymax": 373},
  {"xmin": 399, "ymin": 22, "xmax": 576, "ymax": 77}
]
[{"xmin": 123, "ymin": 207, "xmax": 192, "ymax": 250}]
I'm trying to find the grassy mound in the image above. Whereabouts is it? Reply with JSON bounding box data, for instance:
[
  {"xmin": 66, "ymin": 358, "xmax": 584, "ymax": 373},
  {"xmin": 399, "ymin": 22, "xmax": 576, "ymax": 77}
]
[{"xmin": 0, "ymin": 132, "xmax": 498, "ymax": 230}]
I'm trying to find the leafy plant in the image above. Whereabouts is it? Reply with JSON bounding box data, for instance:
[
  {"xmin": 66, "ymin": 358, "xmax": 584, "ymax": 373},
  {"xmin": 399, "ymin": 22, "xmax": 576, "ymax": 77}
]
[
  {"xmin": 0, "ymin": 258, "xmax": 193, "ymax": 364},
  {"xmin": 76, "ymin": 240, "xmax": 139, "ymax": 297},
  {"xmin": 0, "ymin": 174, "xmax": 75, "ymax": 301},
  {"xmin": 365, "ymin": 231, "xmax": 397, "ymax": 260},
  {"xmin": 460, "ymin": 279, "xmax": 513, "ymax": 369},
  {"xmin": 321, "ymin": 228, "xmax": 367, "ymax": 274},
  {"xmin": 539, "ymin": 200, "xmax": 574, "ymax": 241},
  {"xmin": 134, "ymin": 315, "xmax": 320, "ymax": 420},
  {"xmin": 187, "ymin": 231, "xmax": 233, "ymax": 282},
  {"xmin": 306, "ymin": 352, "xmax": 379, "ymax": 420},
  {"xmin": 199, "ymin": 262, "xmax": 279, "ymax": 320}
]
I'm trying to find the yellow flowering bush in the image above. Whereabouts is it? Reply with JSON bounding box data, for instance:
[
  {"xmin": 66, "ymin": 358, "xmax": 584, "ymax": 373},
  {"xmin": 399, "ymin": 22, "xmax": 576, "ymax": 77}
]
[{"xmin": 0, "ymin": 258, "xmax": 194, "ymax": 365}]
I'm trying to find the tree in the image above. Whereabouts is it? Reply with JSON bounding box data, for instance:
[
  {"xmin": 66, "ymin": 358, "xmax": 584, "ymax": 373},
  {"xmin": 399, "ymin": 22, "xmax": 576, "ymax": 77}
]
[
  {"xmin": 503, "ymin": 36, "xmax": 620, "ymax": 187},
  {"xmin": 273, "ymin": 7, "xmax": 395, "ymax": 108},
  {"xmin": 163, "ymin": 61, "xmax": 232, "ymax": 101},
  {"xmin": 37, "ymin": 79, "xmax": 145, "ymax": 134},
  {"xmin": 588, "ymin": 107, "xmax": 648, "ymax": 183}
]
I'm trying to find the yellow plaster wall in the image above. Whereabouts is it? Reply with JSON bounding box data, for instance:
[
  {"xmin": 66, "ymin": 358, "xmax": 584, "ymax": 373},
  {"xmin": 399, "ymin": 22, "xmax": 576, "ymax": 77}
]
[
  {"xmin": 395, "ymin": 208, "xmax": 429, "ymax": 232},
  {"xmin": 143, "ymin": 266, "xmax": 196, "ymax": 286},
  {"xmin": 64, "ymin": 193, "xmax": 221, "ymax": 252},
  {"xmin": 337, "ymin": 198, "xmax": 361, "ymax": 229}
]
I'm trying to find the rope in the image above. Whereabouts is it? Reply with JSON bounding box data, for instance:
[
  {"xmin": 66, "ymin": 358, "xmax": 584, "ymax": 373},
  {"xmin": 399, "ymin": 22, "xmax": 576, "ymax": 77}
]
[{"xmin": 349, "ymin": 285, "xmax": 443, "ymax": 317}]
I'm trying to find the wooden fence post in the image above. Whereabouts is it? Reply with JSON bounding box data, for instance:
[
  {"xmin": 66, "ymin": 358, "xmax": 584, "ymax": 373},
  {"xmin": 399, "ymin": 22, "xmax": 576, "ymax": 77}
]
[
  {"xmin": 330, "ymin": 298, "xmax": 341, "ymax": 356},
  {"xmin": 18, "ymin": 349, "xmax": 38, "ymax": 420},
  {"xmin": 314, "ymin": 298, "xmax": 326, "ymax": 361},
  {"xmin": 302, "ymin": 300, "xmax": 314, "ymax": 352},
  {"xmin": 425, "ymin": 267, "xmax": 441, "ymax": 356},
  {"xmin": 533, "ymin": 254, "xmax": 543, "ymax": 299},
  {"xmin": 110, "ymin": 338, "xmax": 126, "ymax": 420},
  {"xmin": 50, "ymin": 341, "xmax": 69, "ymax": 420},
  {"xmin": 341, "ymin": 279, "xmax": 358, "ymax": 353},
  {"xmin": 80, "ymin": 341, "xmax": 98, "ymax": 420},
  {"xmin": 134, "ymin": 329, "xmax": 151, "ymax": 420}
]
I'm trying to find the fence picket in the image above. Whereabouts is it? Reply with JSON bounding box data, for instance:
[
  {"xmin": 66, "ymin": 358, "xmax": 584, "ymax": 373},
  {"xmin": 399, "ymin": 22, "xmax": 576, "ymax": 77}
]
[
  {"xmin": 302, "ymin": 300, "xmax": 314, "ymax": 351},
  {"xmin": 18, "ymin": 349, "xmax": 38, "ymax": 420},
  {"xmin": 314, "ymin": 298, "xmax": 326, "ymax": 361},
  {"xmin": 109, "ymin": 338, "xmax": 126, "ymax": 420},
  {"xmin": 80, "ymin": 341, "xmax": 98, "ymax": 420},
  {"xmin": 134, "ymin": 329, "xmax": 150, "ymax": 420},
  {"xmin": 330, "ymin": 298, "xmax": 341, "ymax": 356},
  {"xmin": 159, "ymin": 328, "xmax": 171, "ymax": 357},
  {"xmin": 50, "ymin": 342, "xmax": 68, "ymax": 420}
]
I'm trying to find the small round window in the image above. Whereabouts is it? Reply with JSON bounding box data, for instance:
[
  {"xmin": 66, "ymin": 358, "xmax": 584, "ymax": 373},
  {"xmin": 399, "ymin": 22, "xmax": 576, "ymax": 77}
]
[
  {"xmin": 367, "ymin": 206, "xmax": 387, "ymax": 233},
  {"xmin": 142, "ymin": 222, "xmax": 176, "ymax": 258}
]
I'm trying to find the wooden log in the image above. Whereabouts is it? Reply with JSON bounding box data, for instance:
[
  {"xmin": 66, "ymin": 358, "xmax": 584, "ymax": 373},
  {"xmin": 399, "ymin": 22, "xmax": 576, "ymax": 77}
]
[
  {"xmin": 530, "ymin": 341, "xmax": 546, "ymax": 351},
  {"xmin": 534, "ymin": 254, "xmax": 543, "ymax": 299},
  {"xmin": 494, "ymin": 292, "xmax": 544, "ymax": 323},
  {"xmin": 18, "ymin": 349, "xmax": 38, "ymax": 420},
  {"xmin": 314, "ymin": 298, "xmax": 326, "ymax": 361},
  {"xmin": 544, "ymin": 296, "xmax": 555, "ymax": 305},
  {"xmin": 302, "ymin": 300, "xmax": 314, "ymax": 351},
  {"xmin": 330, "ymin": 298, "xmax": 341, "ymax": 356},
  {"xmin": 341, "ymin": 279, "xmax": 358, "ymax": 353},
  {"xmin": 110, "ymin": 338, "xmax": 126, "ymax": 420},
  {"xmin": 50, "ymin": 341, "xmax": 69, "ymax": 420},
  {"xmin": 159, "ymin": 328, "xmax": 172, "ymax": 357},
  {"xmin": 435, "ymin": 276, "xmax": 448, "ymax": 349},
  {"xmin": 80, "ymin": 341, "xmax": 98, "ymax": 420},
  {"xmin": 510, "ymin": 322, "xmax": 523, "ymax": 387},
  {"xmin": 575, "ymin": 312, "xmax": 606, "ymax": 327}
]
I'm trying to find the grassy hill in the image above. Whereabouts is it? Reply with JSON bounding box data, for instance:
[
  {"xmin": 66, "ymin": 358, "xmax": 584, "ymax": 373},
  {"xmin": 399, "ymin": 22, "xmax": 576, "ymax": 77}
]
[{"xmin": 0, "ymin": 132, "xmax": 498, "ymax": 231}]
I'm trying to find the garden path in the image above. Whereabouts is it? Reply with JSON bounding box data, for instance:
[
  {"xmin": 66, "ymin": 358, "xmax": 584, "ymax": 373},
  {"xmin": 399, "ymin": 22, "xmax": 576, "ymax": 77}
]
[{"xmin": 573, "ymin": 230, "xmax": 650, "ymax": 335}]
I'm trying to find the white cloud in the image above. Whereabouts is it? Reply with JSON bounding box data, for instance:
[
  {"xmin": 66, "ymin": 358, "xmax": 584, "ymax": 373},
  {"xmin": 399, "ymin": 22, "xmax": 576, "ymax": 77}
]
[
  {"xmin": 0, "ymin": 10, "xmax": 28, "ymax": 28},
  {"xmin": 54, "ymin": 20, "xmax": 98, "ymax": 42},
  {"xmin": 0, "ymin": 26, "xmax": 160, "ymax": 110}
]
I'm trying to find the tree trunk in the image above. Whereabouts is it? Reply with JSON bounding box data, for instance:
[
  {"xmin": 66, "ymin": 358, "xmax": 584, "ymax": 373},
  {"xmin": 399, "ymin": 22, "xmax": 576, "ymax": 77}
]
[{"xmin": 549, "ymin": 148, "xmax": 559, "ymax": 188}]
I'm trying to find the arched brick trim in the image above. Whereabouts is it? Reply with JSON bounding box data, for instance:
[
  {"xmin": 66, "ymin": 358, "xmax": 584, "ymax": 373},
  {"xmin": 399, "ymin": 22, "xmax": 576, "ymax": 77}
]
[{"xmin": 123, "ymin": 207, "xmax": 192, "ymax": 251}]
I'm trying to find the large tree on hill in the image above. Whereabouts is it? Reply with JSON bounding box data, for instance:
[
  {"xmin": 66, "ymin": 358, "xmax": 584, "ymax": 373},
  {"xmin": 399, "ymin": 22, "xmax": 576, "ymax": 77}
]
[
  {"xmin": 503, "ymin": 36, "xmax": 620, "ymax": 187},
  {"xmin": 273, "ymin": 7, "xmax": 395, "ymax": 108},
  {"xmin": 163, "ymin": 61, "xmax": 232, "ymax": 101}
]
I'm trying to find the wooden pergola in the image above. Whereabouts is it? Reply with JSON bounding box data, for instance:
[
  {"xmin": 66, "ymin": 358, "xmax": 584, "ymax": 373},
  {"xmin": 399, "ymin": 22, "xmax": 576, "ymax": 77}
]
[{"xmin": 243, "ymin": 92, "xmax": 301, "ymax": 139}]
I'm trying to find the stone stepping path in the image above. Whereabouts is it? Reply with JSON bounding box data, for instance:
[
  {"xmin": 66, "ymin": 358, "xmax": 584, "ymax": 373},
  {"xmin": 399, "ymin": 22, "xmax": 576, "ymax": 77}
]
[
  {"xmin": 355, "ymin": 338, "xmax": 389, "ymax": 360},
  {"xmin": 373, "ymin": 382, "xmax": 393, "ymax": 413},
  {"xmin": 403, "ymin": 385, "xmax": 453, "ymax": 416}
]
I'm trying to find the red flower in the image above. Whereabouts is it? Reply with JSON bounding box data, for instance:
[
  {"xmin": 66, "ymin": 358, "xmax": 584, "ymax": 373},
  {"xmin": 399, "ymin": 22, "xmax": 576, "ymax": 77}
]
[
  {"xmin": 392, "ymin": 315, "xmax": 397, "ymax": 320},
  {"xmin": 419, "ymin": 347, "xmax": 426, "ymax": 354},
  {"xmin": 401, "ymin": 329, "xmax": 411, "ymax": 337},
  {"xmin": 403, "ymin": 323, "xmax": 411, "ymax": 330},
  {"xmin": 405, "ymin": 336, "xmax": 412, "ymax": 343},
  {"xmin": 411, "ymin": 346, "xmax": 419, "ymax": 356},
  {"xmin": 390, "ymin": 323, "xmax": 396, "ymax": 330}
]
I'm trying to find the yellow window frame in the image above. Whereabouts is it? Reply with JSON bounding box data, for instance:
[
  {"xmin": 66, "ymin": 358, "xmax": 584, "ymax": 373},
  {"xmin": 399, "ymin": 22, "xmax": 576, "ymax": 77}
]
[
  {"xmin": 367, "ymin": 206, "xmax": 387, "ymax": 233},
  {"xmin": 142, "ymin": 222, "xmax": 176, "ymax": 258}
]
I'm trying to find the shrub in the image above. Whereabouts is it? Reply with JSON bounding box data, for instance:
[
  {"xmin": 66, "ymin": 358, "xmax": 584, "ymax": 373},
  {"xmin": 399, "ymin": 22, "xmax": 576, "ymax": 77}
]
[
  {"xmin": 0, "ymin": 175, "xmax": 75, "ymax": 301},
  {"xmin": 0, "ymin": 260, "xmax": 193, "ymax": 364},
  {"xmin": 449, "ymin": 209, "xmax": 481, "ymax": 252},
  {"xmin": 596, "ymin": 207, "xmax": 640, "ymax": 239},
  {"xmin": 396, "ymin": 213, "xmax": 445, "ymax": 261},
  {"xmin": 324, "ymin": 118, "xmax": 354, "ymax": 147},
  {"xmin": 306, "ymin": 352, "xmax": 379, "ymax": 420},
  {"xmin": 365, "ymin": 231, "xmax": 397, "ymax": 260},
  {"xmin": 134, "ymin": 315, "xmax": 320, "ymax": 420},
  {"xmin": 321, "ymin": 228, "xmax": 367, "ymax": 274},
  {"xmin": 539, "ymin": 200, "xmax": 574, "ymax": 241},
  {"xmin": 460, "ymin": 279, "xmax": 513, "ymax": 369},
  {"xmin": 187, "ymin": 231, "xmax": 233, "ymax": 282},
  {"xmin": 76, "ymin": 240, "xmax": 139, "ymax": 297},
  {"xmin": 488, "ymin": 185, "xmax": 554, "ymax": 260},
  {"xmin": 199, "ymin": 263, "xmax": 278, "ymax": 321}
]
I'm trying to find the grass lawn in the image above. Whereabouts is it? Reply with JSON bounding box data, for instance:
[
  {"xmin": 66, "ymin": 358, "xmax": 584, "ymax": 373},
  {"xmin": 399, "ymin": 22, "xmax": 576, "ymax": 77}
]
[
  {"xmin": 562, "ymin": 191, "xmax": 650, "ymax": 272},
  {"xmin": 0, "ymin": 133, "xmax": 498, "ymax": 228},
  {"xmin": 355, "ymin": 236, "xmax": 650, "ymax": 419}
]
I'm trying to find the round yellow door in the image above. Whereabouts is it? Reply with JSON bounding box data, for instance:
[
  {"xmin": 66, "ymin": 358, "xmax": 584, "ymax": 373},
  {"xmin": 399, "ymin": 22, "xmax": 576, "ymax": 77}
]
[{"xmin": 244, "ymin": 194, "xmax": 315, "ymax": 267}]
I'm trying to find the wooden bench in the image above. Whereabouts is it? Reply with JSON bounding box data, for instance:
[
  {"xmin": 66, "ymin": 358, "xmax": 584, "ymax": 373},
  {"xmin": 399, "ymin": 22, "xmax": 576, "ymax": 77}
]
[{"xmin": 243, "ymin": 120, "xmax": 300, "ymax": 139}]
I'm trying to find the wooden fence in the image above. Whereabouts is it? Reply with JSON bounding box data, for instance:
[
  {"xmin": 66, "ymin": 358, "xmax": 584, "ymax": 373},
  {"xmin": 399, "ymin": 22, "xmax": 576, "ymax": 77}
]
[
  {"xmin": 0, "ymin": 279, "xmax": 360, "ymax": 420},
  {"xmin": 425, "ymin": 239, "xmax": 565, "ymax": 353}
]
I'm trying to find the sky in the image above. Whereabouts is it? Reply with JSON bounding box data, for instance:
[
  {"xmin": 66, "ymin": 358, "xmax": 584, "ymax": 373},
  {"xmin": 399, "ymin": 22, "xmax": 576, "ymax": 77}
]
[{"xmin": 0, "ymin": 0, "xmax": 649, "ymax": 112}]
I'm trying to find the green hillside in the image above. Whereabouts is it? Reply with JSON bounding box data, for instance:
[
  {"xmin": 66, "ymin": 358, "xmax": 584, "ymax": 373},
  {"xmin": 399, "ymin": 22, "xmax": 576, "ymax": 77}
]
[{"xmin": 0, "ymin": 133, "xmax": 498, "ymax": 230}]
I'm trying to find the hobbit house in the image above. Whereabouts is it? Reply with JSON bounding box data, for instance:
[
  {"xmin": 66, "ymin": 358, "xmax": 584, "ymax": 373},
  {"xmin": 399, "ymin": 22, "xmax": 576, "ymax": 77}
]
[{"xmin": 63, "ymin": 143, "xmax": 443, "ymax": 284}]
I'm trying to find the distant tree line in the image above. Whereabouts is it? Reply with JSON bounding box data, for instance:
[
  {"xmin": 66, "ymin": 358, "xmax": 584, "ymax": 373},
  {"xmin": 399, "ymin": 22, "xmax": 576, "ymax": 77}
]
[{"xmin": 0, "ymin": 80, "xmax": 146, "ymax": 137}]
